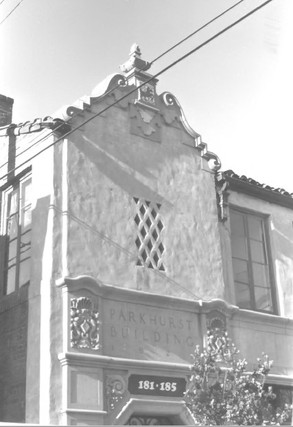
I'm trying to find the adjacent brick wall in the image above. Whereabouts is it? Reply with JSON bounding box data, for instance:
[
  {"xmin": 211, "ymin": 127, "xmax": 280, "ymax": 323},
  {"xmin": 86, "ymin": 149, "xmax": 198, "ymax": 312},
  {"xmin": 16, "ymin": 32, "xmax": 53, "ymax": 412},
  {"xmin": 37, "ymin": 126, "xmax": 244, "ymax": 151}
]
[{"xmin": 0, "ymin": 285, "xmax": 28, "ymax": 422}]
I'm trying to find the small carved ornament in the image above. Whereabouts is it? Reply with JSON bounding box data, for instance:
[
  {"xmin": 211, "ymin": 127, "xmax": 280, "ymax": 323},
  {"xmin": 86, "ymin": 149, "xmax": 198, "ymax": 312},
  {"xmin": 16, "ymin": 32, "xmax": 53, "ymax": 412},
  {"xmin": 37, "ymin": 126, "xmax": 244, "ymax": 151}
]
[
  {"xmin": 106, "ymin": 375, "xmax": 127, "ymax": 411},
  {"xmin": 70, "ymin": 297, "xmax": 100, "ymax": 351}
]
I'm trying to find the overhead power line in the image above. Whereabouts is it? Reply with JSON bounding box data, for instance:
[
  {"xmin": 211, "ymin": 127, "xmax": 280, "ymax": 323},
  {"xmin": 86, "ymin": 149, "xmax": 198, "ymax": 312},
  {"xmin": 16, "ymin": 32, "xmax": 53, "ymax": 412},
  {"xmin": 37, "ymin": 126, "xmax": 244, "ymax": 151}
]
[
  {"xmin": 0, "ymin": 0, "xmax": 24, "ymax": 26},
  {"xmin": 0, "ymin": 0, "xmax": 273, "ymax": 183},
  {"xmin": 0, "ymin": 0, "xmax": 245, "ymax": 178},
  {"xmin": 52, "ymin": 205, "xmax": 201, "ymax": 300},
  {"xmin": 150, "ymin": 0, "xmax": 244, "ymax": 65}
]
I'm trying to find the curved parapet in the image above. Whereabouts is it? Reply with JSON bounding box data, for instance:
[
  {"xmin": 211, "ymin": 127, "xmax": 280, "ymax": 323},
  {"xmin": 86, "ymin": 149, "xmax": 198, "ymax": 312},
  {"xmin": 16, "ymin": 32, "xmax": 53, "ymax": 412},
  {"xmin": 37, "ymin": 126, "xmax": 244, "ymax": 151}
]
[
  {"xmin": 160, "ymin": 91, "xmax": 221, "ymax": 171},
  {"xmin": 91, "ymin": 73, "xmax": 127, "ymax": 98},
  {"xmin": 53, "ymin": 73, "xmax": 129, "ymax": 122}
]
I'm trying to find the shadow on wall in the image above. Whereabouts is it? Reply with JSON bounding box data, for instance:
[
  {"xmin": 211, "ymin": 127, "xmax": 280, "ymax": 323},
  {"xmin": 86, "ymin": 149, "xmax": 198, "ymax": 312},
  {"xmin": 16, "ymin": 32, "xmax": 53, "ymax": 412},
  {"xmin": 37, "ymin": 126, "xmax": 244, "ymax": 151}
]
[
  {"xmin": 24, "ymin": 195, "xmax": 51, "ymax": 424},
  {"xmin": 0, "ymin": 278, "xmax": 28, "ymax": 422},
  {"xmin": 0, "ymin": 195, "xmax": 51, "ymax": 423},
  {"xmin": 30, "ymin": 195, "xmax": 52, "ymax": 283},
  {"xmin": 76, "ymin": 134, "xmax": 172, "ymax": 206}
]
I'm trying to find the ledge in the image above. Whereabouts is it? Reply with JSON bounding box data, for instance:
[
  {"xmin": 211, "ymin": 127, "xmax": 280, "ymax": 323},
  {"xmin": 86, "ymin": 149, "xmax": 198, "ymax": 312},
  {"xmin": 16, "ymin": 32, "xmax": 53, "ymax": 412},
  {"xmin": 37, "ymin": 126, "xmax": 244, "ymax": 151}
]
[
  {"xmin": 60, "ymin": 408, "xmax": 107, "ymax": 415},
  {"xmin": 58, "ymin": 352, "xmax": 191, "ymax": 373}
]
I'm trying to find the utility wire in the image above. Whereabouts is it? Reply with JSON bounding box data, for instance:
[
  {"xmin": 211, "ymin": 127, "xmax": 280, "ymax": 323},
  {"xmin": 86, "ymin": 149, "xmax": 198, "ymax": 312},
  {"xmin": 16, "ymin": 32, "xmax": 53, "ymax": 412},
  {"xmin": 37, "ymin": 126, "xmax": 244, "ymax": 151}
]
[
  {"xmin": 0, "ymin": 0, "xmax": 246, "ymax": 174},
  {"xmin": 52, "ymin": 205, "xmax": 201, "ymax": 300},
  {"xmin": 0, "ymin": 0, "xmax": 273, "ymax": 183},
  {"xmin": 0, "ymin": 0, "xmax": 8, "ymax": 6},
  {"xmin": 0, "ymin": 0, "xmax": 24, "ymax": 26},
  {"xmin": 149, "ymin": 0, "xmax": 244, "ymax": 65}
]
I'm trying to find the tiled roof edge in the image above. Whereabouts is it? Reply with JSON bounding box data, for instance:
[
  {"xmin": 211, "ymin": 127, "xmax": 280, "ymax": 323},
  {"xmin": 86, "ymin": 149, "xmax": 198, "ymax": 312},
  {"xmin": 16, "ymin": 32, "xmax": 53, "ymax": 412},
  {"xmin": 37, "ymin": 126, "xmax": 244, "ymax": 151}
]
[
  {"xmin": 218, "ymin": 169, "xmax": 293, "ymax": 208},
  {"xmin": 0, "ymin": 73, "xmax": 127, "ymax": 136},
  {"xmin": 0, "ymin": 117, "xmax": 69, "ymax": 137}
]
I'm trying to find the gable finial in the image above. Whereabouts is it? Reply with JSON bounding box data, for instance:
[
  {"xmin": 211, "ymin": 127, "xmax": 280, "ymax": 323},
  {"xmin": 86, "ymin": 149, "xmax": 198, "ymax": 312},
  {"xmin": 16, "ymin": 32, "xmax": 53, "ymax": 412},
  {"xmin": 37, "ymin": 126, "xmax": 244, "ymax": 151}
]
[{"xmin": 120, "ymin": 43, "xmax": 151, "ymax": 73}]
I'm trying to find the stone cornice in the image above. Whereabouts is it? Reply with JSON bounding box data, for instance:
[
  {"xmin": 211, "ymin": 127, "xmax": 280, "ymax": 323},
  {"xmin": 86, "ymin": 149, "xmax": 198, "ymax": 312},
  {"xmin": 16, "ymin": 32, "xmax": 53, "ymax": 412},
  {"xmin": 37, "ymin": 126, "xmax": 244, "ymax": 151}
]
[{"xmin": 58, "ymin": 352, "xmax": 191, "ymax": 373}]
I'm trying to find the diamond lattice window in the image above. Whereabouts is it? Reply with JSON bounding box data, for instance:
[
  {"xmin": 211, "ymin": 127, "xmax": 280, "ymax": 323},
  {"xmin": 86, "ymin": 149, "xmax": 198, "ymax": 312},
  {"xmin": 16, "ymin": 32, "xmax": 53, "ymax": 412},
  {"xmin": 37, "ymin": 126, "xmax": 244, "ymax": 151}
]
[{"xmin": 134, "ymin": 198, "xmax": 165, "ymax": 271}]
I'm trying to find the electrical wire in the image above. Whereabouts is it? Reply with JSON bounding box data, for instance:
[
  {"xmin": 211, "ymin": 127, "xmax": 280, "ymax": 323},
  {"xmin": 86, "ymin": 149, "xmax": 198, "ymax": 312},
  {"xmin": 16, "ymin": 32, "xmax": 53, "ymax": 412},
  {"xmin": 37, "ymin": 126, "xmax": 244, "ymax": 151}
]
[
  {"xmin": 0, "ymin": 0, "xmax": 246, "ymax": 173},
  {"xmin": 0, "ymin": 0, "xmax": 24, "ymax": 26},
  {"xmin": 0, "ymin": 0, "xmax": 273, "ymax": 183},
  {"xmin": 52, "ymin": 205, "xmax": 201, "ymax": 300},
  {"xmin": 149, "ymin": 0, "xmax": 245, "ymax": 66}
]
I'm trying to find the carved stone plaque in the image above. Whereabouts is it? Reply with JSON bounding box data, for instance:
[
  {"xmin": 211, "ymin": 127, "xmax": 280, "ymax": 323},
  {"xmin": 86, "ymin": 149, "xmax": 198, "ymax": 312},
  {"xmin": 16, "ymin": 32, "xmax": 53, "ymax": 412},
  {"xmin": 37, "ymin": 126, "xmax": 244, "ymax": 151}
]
[{"xmin": 70, "ymin": 297, "xmax": 100, "ymax": 351}]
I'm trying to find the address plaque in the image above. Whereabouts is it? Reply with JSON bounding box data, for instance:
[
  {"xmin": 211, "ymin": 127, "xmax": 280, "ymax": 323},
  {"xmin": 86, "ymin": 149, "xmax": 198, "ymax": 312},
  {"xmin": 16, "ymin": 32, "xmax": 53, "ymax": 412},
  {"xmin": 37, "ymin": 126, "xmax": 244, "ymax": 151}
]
[{"xmin": 128, "ymin": 374, "xmax": 186, "ymax": 397}]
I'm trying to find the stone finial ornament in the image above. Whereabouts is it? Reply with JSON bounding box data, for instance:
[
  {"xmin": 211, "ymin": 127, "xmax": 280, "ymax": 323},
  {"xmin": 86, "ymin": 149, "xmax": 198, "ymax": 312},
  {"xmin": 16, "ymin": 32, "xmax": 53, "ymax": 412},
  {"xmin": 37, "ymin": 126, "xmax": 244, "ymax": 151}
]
[{"xmin": 120, "ymin": 43, "xmax": 151, "ymax": 73}]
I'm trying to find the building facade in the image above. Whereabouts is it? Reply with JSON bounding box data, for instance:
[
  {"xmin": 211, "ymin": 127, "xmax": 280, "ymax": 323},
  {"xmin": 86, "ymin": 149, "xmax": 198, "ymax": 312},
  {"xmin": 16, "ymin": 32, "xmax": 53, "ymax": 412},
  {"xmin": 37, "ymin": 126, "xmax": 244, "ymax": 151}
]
[{"xmin": 0, "ymin": 45, "xmax": 292, "ymax": 425}]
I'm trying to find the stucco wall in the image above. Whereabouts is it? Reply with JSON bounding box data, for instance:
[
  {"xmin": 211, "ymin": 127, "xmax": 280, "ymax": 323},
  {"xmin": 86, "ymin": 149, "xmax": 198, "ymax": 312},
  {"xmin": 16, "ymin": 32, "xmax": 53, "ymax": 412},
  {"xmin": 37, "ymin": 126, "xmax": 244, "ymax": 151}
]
[
  {"xmin": 0, "ymin": 285, "xmax": 28, "ymax": 422},
  {"xmin": 62, "ymin": 96, "xmax": 224, "ymax": 301}
]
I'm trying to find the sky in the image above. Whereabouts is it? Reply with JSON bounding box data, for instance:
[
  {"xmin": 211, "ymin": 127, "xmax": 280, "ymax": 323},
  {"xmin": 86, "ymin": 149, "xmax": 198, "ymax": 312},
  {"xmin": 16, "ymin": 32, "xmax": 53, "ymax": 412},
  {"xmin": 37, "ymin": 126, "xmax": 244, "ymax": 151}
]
[{"xmin": 0, "ymin": 0, "xmax": 292, "ymax": 192}]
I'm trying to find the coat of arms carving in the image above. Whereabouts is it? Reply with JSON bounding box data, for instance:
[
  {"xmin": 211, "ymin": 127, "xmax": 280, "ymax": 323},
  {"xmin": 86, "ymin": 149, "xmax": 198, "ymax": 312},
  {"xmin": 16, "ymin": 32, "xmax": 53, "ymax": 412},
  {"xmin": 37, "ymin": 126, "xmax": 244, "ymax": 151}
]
[{"xmin": 70, "ymin": 297, "xmax": 100, "ymax": 351}]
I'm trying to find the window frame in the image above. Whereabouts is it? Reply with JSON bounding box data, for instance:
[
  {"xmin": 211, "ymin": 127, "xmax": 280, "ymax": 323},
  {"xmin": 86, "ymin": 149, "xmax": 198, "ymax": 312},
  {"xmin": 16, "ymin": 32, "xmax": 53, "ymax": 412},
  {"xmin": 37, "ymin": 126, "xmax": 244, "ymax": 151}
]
[
  {"xmin": 0, "ymin": 170, "xmax": 32, "ymax": 295},
  {"xmin": 229, "ymin": 205, "xmax": 278, "ymax": 314}
]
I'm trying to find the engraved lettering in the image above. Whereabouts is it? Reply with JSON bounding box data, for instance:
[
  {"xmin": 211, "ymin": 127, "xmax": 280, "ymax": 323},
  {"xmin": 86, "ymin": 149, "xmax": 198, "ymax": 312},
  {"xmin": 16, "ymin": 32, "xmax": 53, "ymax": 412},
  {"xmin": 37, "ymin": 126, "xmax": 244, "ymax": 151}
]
[
  {"xmin": 159, "ymin": 316, "xmax": 166, "ymax": 326},
  {"xmin": 128, "ymin": 311, "xmax": 136, "ymax": 323},
  {"xmin": 140, "ymin": 313, "xmax": 146, "ymax": 324},
  {"xmin": 154, "ymin": 331, "xmax": 160, "ymax": 342},
  {"xmin": 178, "ymin": 319, "xmax": 184, "ymax": 329},
  {"xmin": 186, "ymin": 319, "xmax": 192, "ymax": 330},
  {"xmin": 150, "ymin": 315, "xmax": 157, "ymax": 325},
  {"xmin": 169, "ymin": 317, "xmax": 176, "ymax": 329},
  {"xmin": 110, "ymin": 308, "xmax": 115, "ymax": 319},
  {"xmin": 122, "ymin": 327, "xmax": 129, "ymax": 338},
  {"xmin": 186, "ymin": 336, "xmax": 194, "ymax": 346},
  {"xmin": 143, "ymin": 330, "xmax": 148, "ymax": 341},
  {"xmin": 119, "ymin": 310, "xmax": 127, "ymax": 321},
  {"xmin": 174, "ymin": 334, "xmax": 181, "ymax": 344},
  {"xmin": 111, "ymin": 326, "xmax": 117, "ymax": 337}
]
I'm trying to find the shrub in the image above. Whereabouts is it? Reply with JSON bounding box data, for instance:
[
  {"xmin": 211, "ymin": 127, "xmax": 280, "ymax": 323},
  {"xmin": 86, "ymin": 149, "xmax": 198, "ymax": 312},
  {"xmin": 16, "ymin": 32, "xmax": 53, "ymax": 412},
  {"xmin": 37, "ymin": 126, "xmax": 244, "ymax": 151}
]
[{"xmin": 184, "ymin": 329, "xmax": 292, "ymax": 425}]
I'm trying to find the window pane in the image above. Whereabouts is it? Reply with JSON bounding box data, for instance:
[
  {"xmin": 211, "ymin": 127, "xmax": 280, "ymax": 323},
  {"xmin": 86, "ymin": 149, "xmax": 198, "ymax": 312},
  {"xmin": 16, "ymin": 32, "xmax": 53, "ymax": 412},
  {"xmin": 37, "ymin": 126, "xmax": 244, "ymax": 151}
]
[
  {"xmin": 231, "ymin": 236, "xmax": 248, "ymax": 260},
  {"xmin": 232, "ymin": 259, "xmax": 249, "ymax": 284},
  {"xmin": 235, "ymin": 282, "xmax": 252, "ymax": 309},
  {"xmin": 255, "ymin": 286, "xmax": 273, "ymax": 311},
  {"xmin": 247, "ymin": 215, "xmax": 263, "ymax": 241},
  {"xmin": 250, "ymin": 240, "xmax": 266, "ymax": 263},
  {"xmin": 7, "ymin": 214, "xmax": 18, "ymax": 238},
  {"xmin": 21, "ymin": 178, "xmax": 31, "ymax": 207},
  {"xmin": 230, "ymin": 211, "xmax": 245, "ymax": 236},
  {"xmin": 253, "ymin": 263, "xmax": 270, "ymax": 287},
  {"xmin": 21, "ymin": 206, "xmax": 32, "ymax": 229},
  {"xmin": 8, "ymin": 240, "xmax": 17, "ymax": 262},
  {"xmin": 3, "ymin": 176, "xmax": 32, "ymax": 294},
  {"xmin": 6, "ymin": 266, "xmax": 16, "ymax": 294},
  {"xmin": 8, "ymin": 189, "xmax": 18, "ymax": 215}
]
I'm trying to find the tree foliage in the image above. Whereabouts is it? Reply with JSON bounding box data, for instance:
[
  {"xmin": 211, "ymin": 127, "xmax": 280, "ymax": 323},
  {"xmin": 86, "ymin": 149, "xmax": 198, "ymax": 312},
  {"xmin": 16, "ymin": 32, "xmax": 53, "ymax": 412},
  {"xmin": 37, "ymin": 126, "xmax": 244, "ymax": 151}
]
[{"xmin": 184, "ymin": 329, "xmax": 292, "ymax": 425}]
